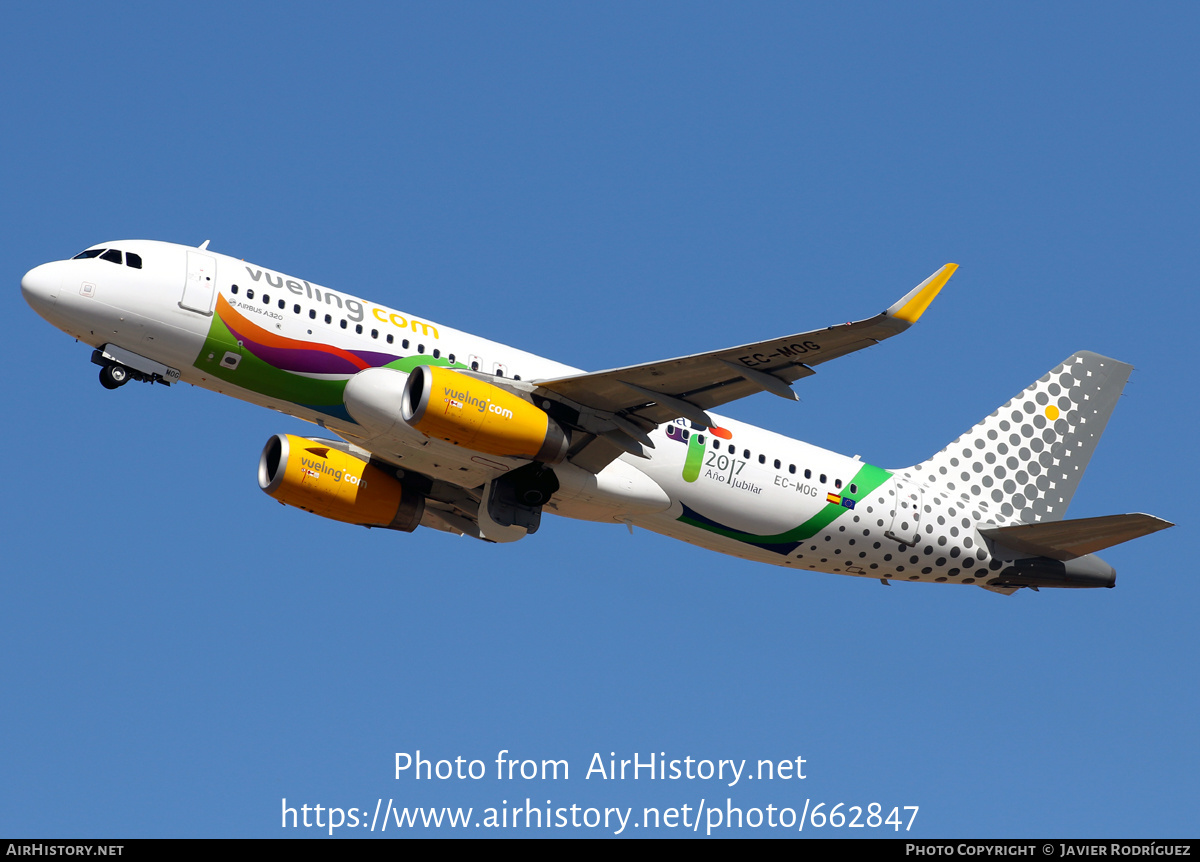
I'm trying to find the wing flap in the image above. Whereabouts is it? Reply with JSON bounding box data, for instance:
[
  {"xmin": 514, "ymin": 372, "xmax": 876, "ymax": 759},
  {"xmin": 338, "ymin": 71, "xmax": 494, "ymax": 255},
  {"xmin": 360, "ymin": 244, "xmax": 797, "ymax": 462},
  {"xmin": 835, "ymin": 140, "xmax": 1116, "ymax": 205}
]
[
  {"xmin": 980, "ymin": 513, "xmax": 1173, "ymax": 561},
  {"xmin": 568, "ymin": 436, "xmax": 631, "ymax": 474}
]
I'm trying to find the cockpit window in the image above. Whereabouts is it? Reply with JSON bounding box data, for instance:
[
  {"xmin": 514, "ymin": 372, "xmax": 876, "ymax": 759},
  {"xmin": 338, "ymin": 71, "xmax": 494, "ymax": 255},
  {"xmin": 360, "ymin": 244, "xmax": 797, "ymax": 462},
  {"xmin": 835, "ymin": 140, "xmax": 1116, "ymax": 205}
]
[{"xmin": 71, "ymin": 247, "xmax": 143, "ymax": 268}]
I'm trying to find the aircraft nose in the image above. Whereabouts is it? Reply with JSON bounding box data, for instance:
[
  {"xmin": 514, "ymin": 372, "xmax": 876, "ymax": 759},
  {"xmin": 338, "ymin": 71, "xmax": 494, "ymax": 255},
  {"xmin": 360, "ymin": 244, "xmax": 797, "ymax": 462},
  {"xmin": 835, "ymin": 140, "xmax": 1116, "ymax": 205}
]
[{"xmin": 21, "ymin": 262, "xmax": 61, "ymax": 314}]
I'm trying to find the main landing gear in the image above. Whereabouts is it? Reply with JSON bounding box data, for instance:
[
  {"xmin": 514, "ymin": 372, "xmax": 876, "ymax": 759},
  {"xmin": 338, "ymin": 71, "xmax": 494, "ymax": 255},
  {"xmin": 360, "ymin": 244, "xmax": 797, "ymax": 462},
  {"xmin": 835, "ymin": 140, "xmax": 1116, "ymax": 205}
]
[{"xmin": 484, "ymin": 463, "xmax": 560, "ymax": 534}]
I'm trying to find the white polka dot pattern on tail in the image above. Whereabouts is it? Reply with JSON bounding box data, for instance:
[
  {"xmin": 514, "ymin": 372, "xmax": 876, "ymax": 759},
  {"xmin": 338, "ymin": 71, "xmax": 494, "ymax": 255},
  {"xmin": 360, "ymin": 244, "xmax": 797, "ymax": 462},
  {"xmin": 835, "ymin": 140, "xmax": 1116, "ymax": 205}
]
[{"xmin": 906, "ymin": 351, "xmax": 1133, "ymax": 525}]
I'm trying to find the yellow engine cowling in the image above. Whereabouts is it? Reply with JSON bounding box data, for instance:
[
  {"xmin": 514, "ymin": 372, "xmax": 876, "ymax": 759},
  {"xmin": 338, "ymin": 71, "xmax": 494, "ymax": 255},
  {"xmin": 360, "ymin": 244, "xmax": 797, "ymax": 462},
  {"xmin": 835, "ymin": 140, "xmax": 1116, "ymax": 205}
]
[
  {"xmin": 401, "ymin": 365, "xmax": 568, "ymax": 464},
  {"xmin": 257, "ymin": 434, "xmax": 424, "ymax": 531}
]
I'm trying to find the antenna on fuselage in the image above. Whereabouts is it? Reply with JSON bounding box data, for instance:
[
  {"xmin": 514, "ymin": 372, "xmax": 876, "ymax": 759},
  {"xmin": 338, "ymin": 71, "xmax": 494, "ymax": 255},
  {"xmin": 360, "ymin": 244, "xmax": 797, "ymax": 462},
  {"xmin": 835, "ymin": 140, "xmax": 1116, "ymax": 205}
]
[{"xmin": 198, "ymin": 240, "xmax": 210, "ymax": 250}]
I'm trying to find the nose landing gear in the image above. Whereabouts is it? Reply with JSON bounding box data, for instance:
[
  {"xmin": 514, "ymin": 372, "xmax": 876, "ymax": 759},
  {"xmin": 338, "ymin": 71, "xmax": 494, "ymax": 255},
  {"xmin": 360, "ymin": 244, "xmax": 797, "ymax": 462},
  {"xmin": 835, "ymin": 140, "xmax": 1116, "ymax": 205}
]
[
  {"xmin": 99, "ymin": 363, "xmax": 129, "ymax": 389},
  {"xmin": 90, "ymin": 346, "xmax": 178, "ymax": 390}
]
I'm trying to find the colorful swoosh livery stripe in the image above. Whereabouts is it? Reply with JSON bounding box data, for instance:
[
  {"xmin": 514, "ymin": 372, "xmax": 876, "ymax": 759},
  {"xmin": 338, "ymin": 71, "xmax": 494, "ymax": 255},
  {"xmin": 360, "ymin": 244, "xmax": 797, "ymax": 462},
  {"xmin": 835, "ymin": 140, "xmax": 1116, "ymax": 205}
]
[
  {"xmin": 678, "ymin": 463, "xmax": 892, "ymax": 555},
  {"xmin": 216, "ymin": 295, "xmax": 398, "ymax": 374},
  {"xmin": 195, "ymin": 295, "xmax": 464, "ymax": 421}
]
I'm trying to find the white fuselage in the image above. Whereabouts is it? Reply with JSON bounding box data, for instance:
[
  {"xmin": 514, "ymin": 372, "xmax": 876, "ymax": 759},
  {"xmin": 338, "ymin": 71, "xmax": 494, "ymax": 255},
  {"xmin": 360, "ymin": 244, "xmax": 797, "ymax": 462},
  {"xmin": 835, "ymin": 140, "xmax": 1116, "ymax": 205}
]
[{"xmin": 22, "ymin": 239, "xmax": 1110, "ymax": 590}]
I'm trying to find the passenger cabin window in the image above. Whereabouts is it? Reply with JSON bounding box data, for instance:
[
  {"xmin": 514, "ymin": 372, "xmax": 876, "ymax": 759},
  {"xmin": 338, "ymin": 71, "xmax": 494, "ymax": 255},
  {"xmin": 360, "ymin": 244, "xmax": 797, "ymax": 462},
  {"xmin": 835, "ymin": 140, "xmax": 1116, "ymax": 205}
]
[
  {"xmin": 386, "ymin": 334, "xmax": 394, "ymax": 344},
  {"xmin": 126, "ymin": 252, "xmax": 142, "ymax": 269},
  {"xmin": 100, "ymin": 249, "xmax": 122, "ymax": 264},
  {"xmin": 324, "ymin": 314, "xmax": 332, "ymax": 324},
  {"xmin": 278, "ymin": 299, "xmax": 286, "ymax": 310},
  {"xmin": 774, "ymin": 459, "xmax": 781, "ymax": 469},
  {"xmin": 231, "ymin": 285, "xmax": 239, "ymax": 294},
  {"xmin": 246, "ymin": 289, "xmax": 255, "ymax": 300}
]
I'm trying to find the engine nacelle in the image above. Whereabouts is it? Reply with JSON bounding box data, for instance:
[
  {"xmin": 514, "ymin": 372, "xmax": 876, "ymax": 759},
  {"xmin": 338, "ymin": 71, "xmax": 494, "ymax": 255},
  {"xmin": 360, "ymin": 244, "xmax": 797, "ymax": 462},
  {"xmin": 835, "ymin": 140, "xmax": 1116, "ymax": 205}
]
[
  {"xmin": 258, "ymin": 434, "xmax": 424, "ymax": 531},
  {"xmin": 401, "ymin": 366, "xmax": 568, "ymax": 464}
]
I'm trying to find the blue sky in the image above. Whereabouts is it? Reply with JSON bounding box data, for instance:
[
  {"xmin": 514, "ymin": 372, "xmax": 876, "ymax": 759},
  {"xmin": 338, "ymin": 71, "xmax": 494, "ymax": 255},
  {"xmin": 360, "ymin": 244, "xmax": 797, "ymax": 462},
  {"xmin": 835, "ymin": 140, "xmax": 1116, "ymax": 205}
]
[{"xmin": 3, "ymin": 2, "xmax": 1196, "ymax": 837}]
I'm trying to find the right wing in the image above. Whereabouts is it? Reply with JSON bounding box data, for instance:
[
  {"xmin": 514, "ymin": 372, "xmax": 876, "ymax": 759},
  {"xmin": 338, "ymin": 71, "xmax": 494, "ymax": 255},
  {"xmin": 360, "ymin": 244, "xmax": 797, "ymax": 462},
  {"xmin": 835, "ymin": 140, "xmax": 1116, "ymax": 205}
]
[{"xmin": 532, "ymin": 264, "xmax": 958, "ymax": 471}]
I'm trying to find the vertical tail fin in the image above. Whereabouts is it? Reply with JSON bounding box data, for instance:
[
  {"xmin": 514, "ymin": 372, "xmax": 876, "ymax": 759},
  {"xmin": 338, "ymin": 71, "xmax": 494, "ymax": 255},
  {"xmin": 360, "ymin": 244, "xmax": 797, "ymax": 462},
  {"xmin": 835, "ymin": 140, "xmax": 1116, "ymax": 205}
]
[{"xmin": 907, "ymin": 351, "xmax": 1132, "ymax": 523}]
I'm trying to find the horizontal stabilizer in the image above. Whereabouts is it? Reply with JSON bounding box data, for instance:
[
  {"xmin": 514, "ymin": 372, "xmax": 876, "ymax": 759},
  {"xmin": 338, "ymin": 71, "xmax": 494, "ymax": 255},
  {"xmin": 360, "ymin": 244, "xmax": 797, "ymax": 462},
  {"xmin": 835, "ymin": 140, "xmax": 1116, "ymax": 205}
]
[{"xmin": 980, "ymin": 513, "xmax": 1173, "ymax": 561}]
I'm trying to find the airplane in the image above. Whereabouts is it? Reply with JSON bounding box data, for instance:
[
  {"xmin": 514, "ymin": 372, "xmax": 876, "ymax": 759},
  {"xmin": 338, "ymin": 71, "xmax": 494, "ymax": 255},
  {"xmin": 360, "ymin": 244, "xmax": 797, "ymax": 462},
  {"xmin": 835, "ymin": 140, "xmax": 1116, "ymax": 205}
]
[{"xmin": 20, "ymin": 240, "xmax": 1173, "ymax": 594}]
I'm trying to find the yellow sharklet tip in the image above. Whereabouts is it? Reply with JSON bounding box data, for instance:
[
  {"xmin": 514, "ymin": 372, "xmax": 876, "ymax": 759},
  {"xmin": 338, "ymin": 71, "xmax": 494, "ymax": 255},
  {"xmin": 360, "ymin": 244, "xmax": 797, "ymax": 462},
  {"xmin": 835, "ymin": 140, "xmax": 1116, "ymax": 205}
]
[{"xmin": 888, "ymin": 263, "xmax": 958, "ymax": 324}]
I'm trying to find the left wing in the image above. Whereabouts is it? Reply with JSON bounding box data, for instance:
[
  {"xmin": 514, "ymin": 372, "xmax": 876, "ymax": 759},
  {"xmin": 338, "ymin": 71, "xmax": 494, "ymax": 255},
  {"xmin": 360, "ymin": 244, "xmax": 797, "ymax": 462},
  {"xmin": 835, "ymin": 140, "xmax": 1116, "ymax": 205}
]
[{"xmin": 533, "ymin": 264, "xmax": 957, "ymax": 472}]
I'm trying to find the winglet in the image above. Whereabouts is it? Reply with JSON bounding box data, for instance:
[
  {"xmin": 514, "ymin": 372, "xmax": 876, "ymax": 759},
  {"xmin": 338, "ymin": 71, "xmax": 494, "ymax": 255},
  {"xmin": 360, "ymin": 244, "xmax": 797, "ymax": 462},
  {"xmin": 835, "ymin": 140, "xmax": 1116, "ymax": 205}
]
[{"xmin": 886, "ymin": 263, "xmax": 958, "ymax": 324}]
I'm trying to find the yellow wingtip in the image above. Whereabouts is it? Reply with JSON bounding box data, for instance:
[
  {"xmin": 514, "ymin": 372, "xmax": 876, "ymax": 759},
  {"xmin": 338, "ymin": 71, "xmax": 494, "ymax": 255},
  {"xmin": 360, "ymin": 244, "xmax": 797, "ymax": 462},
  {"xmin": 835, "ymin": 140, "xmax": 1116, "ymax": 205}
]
[{"xmin": 889, "ymin": 263, "xmax": 958, "ymax": 324}]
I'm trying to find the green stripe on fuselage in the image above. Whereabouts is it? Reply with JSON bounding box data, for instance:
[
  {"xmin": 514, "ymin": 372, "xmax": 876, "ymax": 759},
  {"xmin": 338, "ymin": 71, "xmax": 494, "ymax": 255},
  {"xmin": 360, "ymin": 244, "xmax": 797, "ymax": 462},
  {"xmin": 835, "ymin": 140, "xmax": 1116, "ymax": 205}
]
[{"xmin": 679, "ymin": 462, "xmax": 893, "ymax": 546}]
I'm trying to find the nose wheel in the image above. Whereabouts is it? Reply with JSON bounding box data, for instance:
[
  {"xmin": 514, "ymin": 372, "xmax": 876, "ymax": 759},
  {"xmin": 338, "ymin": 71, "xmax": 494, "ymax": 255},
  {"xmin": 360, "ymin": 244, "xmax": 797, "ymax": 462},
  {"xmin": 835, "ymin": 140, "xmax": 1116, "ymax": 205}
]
[{"xmin": 99, "ymin": 364, "xmax": 129, "ymax": 389}]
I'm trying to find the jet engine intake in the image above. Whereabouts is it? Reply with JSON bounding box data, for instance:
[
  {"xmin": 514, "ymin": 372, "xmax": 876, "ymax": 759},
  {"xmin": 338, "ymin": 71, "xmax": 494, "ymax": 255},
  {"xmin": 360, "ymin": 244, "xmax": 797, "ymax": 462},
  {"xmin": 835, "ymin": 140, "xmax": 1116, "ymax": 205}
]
[
  {"xmin": 401, "ymin": 365, "xmax": 568, "ymax": 463},
  {"xmin": 258, "ymin": 434, "xmax": 424, "ymax": 531}
]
